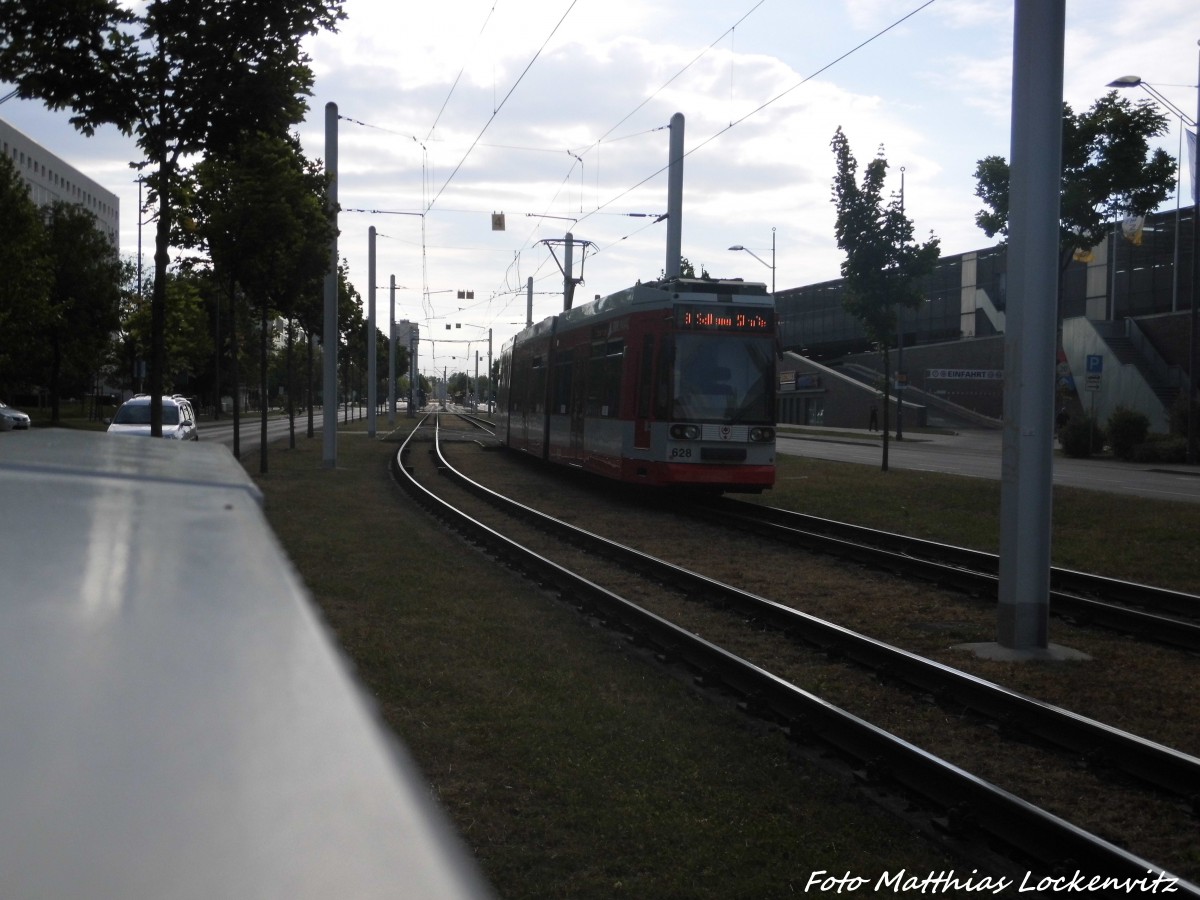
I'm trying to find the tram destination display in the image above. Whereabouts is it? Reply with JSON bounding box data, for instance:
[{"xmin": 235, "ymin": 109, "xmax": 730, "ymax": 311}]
[{"xmin": 677, "ymin": 305, "xmax": 773, "ymax": 333}]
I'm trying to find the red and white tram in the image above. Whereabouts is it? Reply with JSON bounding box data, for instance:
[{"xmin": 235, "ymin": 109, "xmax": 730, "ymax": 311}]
[{"xmin": 495, "ymin": 276, "xmax": 776, "ymax": 492}]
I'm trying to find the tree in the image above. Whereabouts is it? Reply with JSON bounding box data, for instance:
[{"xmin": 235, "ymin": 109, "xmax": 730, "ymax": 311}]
[
  {"xmin": 0, "ymin": 153, "xmax": 49, "ymax": 396},
  {"xmin": 121, "ymin": 271, "xmax": 213, "ymax": 394},
  {"xmin": 39, "ymin": 202, "xmax": 126, "ymax": 420},
  {"xmin": 662, "ymin": 257, "xmax": 710, "ymax": 279},
  {"xmin": 830, "ymin": 127, "xmax": 941, "ymax": 470},
  {"xmin": 199, "ymin": 132, "xmax": 332, "ymax": 472},
  {"xmin": 0, "ymin": 0, "xmax": 344, "ymax": 434},
  {"xmin": 973, "ymin": 91, "xmax": 1176, "ymax": 279},
  {"xmin": 339, "ymin": 265, "xmax": 365, "ymax": 418},
  {"xmin": 189, "ymin": 130, "xmax": 333, "ymax": 467}
]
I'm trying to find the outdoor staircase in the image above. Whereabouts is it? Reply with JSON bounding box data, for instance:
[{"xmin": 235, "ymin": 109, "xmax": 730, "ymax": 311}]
[
  {"xmin": 1092, "ymin": 322, "xmax": 1180, "ymax": 410},
  {"xmin": 839, "ymin": 362, "xmax": 1002, "ymax": 429}
]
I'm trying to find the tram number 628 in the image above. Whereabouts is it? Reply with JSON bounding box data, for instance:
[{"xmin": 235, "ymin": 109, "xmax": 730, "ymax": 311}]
[{"xmin": 669, "ymin": 447, "xmax": 693, "ymax": 459}]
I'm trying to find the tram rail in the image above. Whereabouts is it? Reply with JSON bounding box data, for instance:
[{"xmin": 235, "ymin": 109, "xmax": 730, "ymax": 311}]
[
  {"xmin": 391, "ymin": 415, "xmax": 1200, "ymax": 893},
  {"xmin": 687, "ymin": 498, "xmax": 1200, "ymax": 652}
]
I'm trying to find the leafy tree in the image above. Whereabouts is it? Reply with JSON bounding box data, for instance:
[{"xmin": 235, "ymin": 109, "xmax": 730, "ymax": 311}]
[
  {"xmin": 0, "ymin": 0, "xmax": 344, "ymax": 434},
  {"xmin": 339, "ymin": 264, "xmax": 365, "ymax": 417},
  {"xmin": 39, "ymin": 202, "xmax": 127, "ymax": 420},
  {"xmin": 189, "ymin": 131, "xmax": 332, "ymax": 466},
  {"xmin": 830, "ymin": 127, "xmax": 940, "ymax": 470},
  {"xmin": 662, "ymin": 257, "xmax": 710, "ymax": 279},
  {"xmin": 973, "ymin": 91, "xmax": 1175, "ymax": 277},
  {"xmin": 121, "ymin": 271, "xmax": 213, "ymax": 394},
  {"xmin": 0, "ymin": 153, "xmax": 50, "ymax": 394}
]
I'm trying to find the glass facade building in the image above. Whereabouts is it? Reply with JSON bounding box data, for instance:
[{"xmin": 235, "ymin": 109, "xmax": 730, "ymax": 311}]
[{"xmin": 777, "ymin": 205, "xmax": 1195, "ymax": 359}]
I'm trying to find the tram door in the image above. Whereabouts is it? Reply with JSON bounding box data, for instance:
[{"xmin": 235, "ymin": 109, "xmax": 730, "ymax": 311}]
[{"xmin": 634, "ymin": 334, "xmax": 654, "ymax": 449}]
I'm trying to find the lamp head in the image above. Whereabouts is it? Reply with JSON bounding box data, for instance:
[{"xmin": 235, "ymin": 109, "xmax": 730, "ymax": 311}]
[
  {"xmin": 728, "ymin": 245, "xmax": 745, "ymax": 251},
  {"xmin": 1107, "ymin": 75, "xmax": 1143, "ymax": 88}
]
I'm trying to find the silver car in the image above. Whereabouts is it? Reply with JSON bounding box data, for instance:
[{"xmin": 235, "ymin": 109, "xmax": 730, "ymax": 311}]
[
  {"xmin": 0, "ymin": 400, "xmax": 31, "ymax": 431},
  {"xmin": 107, "ymin": 395, "xmax": 199, "ymax": 441}
]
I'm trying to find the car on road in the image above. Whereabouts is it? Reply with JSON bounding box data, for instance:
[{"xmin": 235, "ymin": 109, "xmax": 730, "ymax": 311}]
[
  {"xmin": 0, "ymin": 400, "xmax": 31, "ymax": 431},
  {"xmin": 106, "ymin": 395, "xmax": 199, "ymax": 441}
]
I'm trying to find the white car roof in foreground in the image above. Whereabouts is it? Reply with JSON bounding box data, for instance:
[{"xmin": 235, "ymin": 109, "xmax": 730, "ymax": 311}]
[{"xmin": 0, "ymin": 431, "xmax": 490, "ymax": 899}]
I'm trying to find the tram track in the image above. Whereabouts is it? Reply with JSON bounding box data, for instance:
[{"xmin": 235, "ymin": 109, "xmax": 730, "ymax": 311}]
[
  {"xmin": 688, "ymin": 497, "xmax": 1200, "ymax": 651},
  {"xmin": 456, "ymin": 410, "xmax": 1200, "ymax": 649},
  {"xmin": 396, "ymin": 414, "xmax": 1200, "ymax": 892}
]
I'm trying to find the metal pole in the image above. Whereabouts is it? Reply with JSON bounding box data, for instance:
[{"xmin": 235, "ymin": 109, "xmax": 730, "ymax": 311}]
[
  {"xmin": 526, "ymin": 277, "xmax": 533, "ymax": 327},
  {"xmin": 322, "ymin": 102, "xmax": 339, "ymax": 468},
  {"xmin": 388, "ymin": 276, "xmax": 396, "ymax": 426},
  {"xmin": 564, "ymin": 232, "xmax": 575, "ymax": 310},
  {"xmin": 488, "ymin": 328, "xmax": 493, "ymax": 415},
  {"xmin": 896, "ymin": 169, "xmax": 905, "ymax": 442},
  {"xmin": 367, "ymin": 227, "xmax": 377, "ymax": 438},
  {"xmin": 1187, "ymin": 39, "xmax": 1199, "ymax": 464},
  {"xmin": 665, "ymin": 112, "xmax": 684, "ymax": 278},
  {"xmin": 771, "ymin": 226, "xmax": 776, "ymax": 294},
  {"xmin": 996, "ymin": 0, "xmax": 1064, "ymax": 652}
]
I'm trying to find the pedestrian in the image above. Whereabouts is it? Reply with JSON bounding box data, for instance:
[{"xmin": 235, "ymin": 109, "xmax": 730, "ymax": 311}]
[{"xmin": 868, "ymin": 404, "xmax": 878, "ymax": 432}]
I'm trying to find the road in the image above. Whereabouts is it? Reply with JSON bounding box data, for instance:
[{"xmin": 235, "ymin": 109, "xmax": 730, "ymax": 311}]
[
  {"xmin": 776, "ymin": 427, "xmax": 1200, "ymax": 504},
  {"xmin": 197, "ymin": 406, "xmax": 414, "ymax": 455}
]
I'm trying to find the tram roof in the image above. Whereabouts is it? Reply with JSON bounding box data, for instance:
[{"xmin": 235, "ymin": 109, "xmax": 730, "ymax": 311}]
[{"xmin": 507, "ymin": 277, "xmax": 771, "ymax": 348}]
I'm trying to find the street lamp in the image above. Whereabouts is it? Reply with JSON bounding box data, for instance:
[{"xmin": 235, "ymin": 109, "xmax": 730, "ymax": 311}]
[
  {"xmin": 729, "ymin": 227, "xmax": 776, "ymax": 294},
  {"xmin": 1108, "ymin": 46, "xmax": 1200, "ymax": 463}
]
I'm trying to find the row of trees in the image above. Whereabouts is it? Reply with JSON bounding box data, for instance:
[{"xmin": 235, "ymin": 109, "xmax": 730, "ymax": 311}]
[
  {"xmin": 0, "ymin": 0, "xmax": 350, "ymax": 469},
  {"xmin": 0, "ymin": 140, "xmax": 418, "ymax": 472},
  {"xmin": 0, "ymin": 0, "xmax": 439, "ymax": 470},
  {"xmin": 0, "ymin": 153, "xmax": 126, "ymax": 420}
]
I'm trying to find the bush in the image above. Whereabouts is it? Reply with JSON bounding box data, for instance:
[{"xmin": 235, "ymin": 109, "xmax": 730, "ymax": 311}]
[
  {"xmin": 1106, "ymin": 407, "xmax": 1150, "ymax": 461},
  {"xmin": 1167, "ymin": 394, "xmax": 1199, "ymax": 459},
  {"xmin": 1131, "ymin": 434, "xmax": 1188, "ymax": 464},
  {"xmin": 1060, "ymin": 416, "xmax": 1104, "ymax": 458}
]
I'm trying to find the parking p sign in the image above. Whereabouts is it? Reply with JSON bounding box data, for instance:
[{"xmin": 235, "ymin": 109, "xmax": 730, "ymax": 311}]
[{"xmin": 1085, "ymin": 354, "xmax": 1103, "ymax": 391}]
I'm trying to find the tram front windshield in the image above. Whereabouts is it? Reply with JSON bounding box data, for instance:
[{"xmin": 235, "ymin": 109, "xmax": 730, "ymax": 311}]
[{"xmin": 671, "ymin": 334, "xmax": 773, "ymax": 423}]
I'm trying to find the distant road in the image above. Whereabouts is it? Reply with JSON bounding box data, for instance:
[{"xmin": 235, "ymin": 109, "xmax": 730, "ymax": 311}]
[
  {"xmin": 199, "ymin": 412, "xmax": 324, "ymax": 454},
  {"xmin": 776, "ymin": 428, "xmax": 1200, "ymax": 504},
  {"xmin": 198, "ymin": 405, "xmax": 415, "ymax": 456}
]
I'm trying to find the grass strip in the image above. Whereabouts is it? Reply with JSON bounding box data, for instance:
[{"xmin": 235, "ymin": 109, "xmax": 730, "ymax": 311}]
[{"xmin": 252, "ymin": 428, "xmax": 969, "ymax": 899}]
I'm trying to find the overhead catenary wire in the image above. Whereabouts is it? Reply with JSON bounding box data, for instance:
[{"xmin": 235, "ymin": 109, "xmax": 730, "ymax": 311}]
[
  {"xmin": 569, "ymin": 0, "xmax": 940, "ymax": 232},
  {"xmin": 426, "ymin": 1, "xmax": 499, "ymax": 142},
  {"xmin": 426, "ymin": 0, "xmax": 581, "ymax": 213},
  {"xmin": 338, "ymin": 1, "xmax": 941, "ymax": 349}
]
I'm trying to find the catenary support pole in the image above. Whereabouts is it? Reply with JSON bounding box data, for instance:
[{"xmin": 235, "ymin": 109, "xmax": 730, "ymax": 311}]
[
  {"xmin": 322, "ymin": 102, "xmax": 339, "ymax": 468},
  {"xmin": 996, "ymin": 0, "xmax": 1064, "ymax": 651},
  {"xmin": 665, "ymin": 112, "xmax": 684, "ymax": 278},
  {"xmin": 564, "ymin": 232, "xmax": 575, "ymax": 310},
  {"xmin": 367, "ymin": 227, "xmax": 376, "ymax": 438},
  {"xmin": 1188, "ymin": 39, "xmax": 1199, "ymax": 464},
  {"xmin": 388, "ymin": 276, "xmax": 396, "ymax": 426}
]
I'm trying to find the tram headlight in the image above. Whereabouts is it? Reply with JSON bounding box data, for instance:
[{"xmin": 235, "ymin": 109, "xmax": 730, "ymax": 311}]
[
  {"xmin": 669, "ymin": 424, "xmax": 701, "ymax": 440},
  {"xmin": 749, "ymin": 426, "xmax": 775, "ymax": 442}
]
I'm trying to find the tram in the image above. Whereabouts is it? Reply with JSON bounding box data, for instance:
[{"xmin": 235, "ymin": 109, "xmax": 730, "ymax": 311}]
[{"xmin": 495, "ymin": 276, "xmax": 776, "ymax": 492}]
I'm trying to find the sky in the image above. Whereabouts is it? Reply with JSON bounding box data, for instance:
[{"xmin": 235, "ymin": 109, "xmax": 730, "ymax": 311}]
[{"xmin": 2, "ymin": 0, "xmax": 1199, "ymax": 378}]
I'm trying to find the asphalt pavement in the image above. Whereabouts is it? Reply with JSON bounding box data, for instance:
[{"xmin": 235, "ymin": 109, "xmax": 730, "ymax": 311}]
[{"xmin": 775, "ymin": 426, "xmax": 1200, "ymax": 504}]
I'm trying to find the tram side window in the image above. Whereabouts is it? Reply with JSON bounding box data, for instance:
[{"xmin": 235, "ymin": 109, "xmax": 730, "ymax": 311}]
[
  {"xmin": 530, "ymin": 355, "xmax": 546, "ymax": 414},
  {"xmin": 586, "ymin": 339, "xmax": 624, "ymax": 417},
  {"xmin": 552, "ymin": 360, "xmax": 572, "ymax": 414},
  {"xmin": 510, "ymin": 354, "xmax": 527, "ymax": 415},
  {"xmin": 637, "ymin": 335, "xmax": 655, "ymax": 419},
  {"xmin": 654, "ymin": 336, "xmax": 673, "ymax": 420}
]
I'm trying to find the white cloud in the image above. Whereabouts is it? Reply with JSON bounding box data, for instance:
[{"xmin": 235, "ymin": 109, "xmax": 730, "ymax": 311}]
[{"xmin": 4, "ymin": 0, "xmax": 1198, "ymax": 368}]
